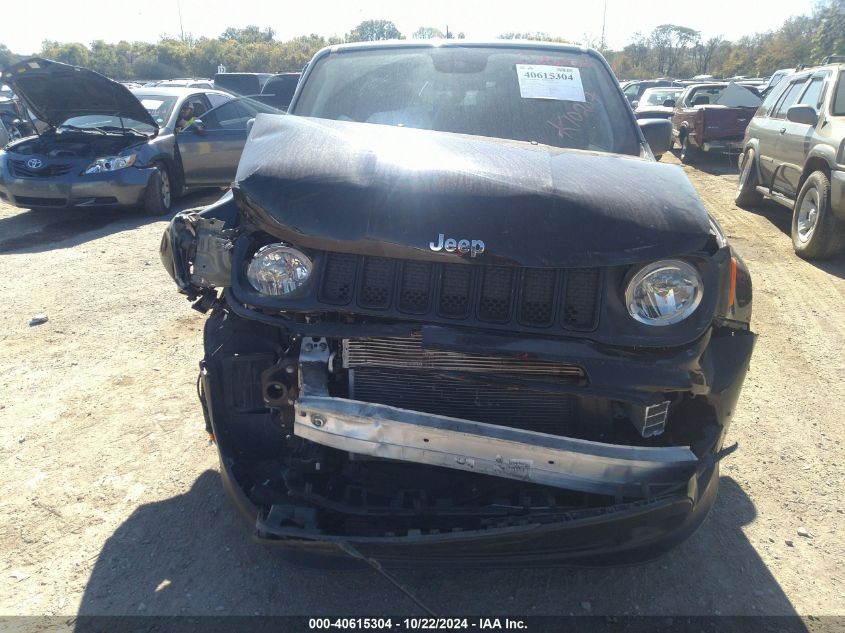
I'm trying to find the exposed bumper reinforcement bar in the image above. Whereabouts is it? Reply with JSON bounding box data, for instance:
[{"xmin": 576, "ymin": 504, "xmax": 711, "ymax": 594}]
[{"xmin": 294, "ymin": 395, "xmax": 699, "ymax": 498}]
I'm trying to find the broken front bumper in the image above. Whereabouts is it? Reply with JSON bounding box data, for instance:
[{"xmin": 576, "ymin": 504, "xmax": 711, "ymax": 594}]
[
  {"xmin": 296, "ymin": 396, "xmax": 699, "ymax": 498},
  {"xmin": 197, "ymin": 314, "xmax": 753, "ymax": 566},
  {"xmin": 231, "ymin": 439, "xmax": 721, "ymax": 567}
]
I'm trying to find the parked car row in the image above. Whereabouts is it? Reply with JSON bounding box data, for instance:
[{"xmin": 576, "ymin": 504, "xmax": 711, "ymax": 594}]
[
  {"xmin": 626, "ymin": 59, "xmax": 844, "ymax": 260},
  {"xmin": 123, "ymin": 73, "xmax": 303, "ymax": 109}
]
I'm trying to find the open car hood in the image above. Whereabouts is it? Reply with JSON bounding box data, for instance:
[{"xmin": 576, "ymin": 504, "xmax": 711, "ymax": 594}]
[
  {"xmin": 233, "ymin": 115, "xmax": 713, "ymax": 268},
  {"xmin": 1, "ymin": 57, "xmax": 158, "ymax": 134}
]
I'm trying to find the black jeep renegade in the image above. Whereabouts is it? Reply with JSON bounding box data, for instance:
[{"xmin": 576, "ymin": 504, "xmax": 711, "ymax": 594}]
[{"xmin": 161, "ymin": 41, "xmax": 756, "ymax": 566}]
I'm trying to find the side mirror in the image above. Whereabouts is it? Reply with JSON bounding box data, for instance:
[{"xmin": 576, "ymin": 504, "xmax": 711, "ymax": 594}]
[
  {"xmin": 190, "ymin": 119, "xmax": 205, "ymax": 134},
  {"xmin": 246, "ymin": 118, "xmax": 256, "ymax": 135},
  {"xmin": 786, "ymin": 104, "xmax": 818, "ymax": 126},
  {"xmin": 663, "ymin": 99, "xmax": 676, "ymax": 108},
  {"xmin": 631, "ymin": 100, "xmax": 639, "ymax": 108},
  {"xmin": 638, "ymin": 118, "xmax": 672, "ymax": 157}
]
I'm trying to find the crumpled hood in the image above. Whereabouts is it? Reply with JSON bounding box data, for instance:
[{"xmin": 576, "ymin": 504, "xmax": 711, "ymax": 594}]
[
  {"xmin": 233, "ymin": 115, "xmax": 713, "ymax": 268},
  {"xmin": 1, "ymin": 58, "xmax": 157, "ymax": 134}
]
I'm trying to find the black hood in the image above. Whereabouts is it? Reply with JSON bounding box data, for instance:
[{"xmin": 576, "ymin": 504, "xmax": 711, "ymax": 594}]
[
  {"xmin": 1, "ymin": 58, "xmax": 157, "ymax": 134},
  {"xmin": 233, "ymin": 115, "xmax": 713, "ymax": 268}
]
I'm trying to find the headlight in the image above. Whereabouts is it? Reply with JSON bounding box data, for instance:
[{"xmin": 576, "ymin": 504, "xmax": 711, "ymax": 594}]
[
  {"xmin": 83, "ymin": 154, "xmax": 136, "ymax": 174},
  {"xmin": 246, "ymin": 243, "xmax": 312, "ymax": 296},
  {"xmin": 625, "ymin": 259, "xmax": 703, "ymax": 326}
]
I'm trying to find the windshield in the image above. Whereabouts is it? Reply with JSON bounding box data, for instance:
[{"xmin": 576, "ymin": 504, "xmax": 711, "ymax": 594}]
[
  {"xmin": 688, "ymin": 86, "xmax": 728, "ymax": 105},
  {"xmin": 60, "ymin": 114, "xmax": 155, "ymax": 135},
  {"xmin": 133, "ymin": 94, "xmax": 179, "ymax": 127},
  {"xmin": 641, "ymin": 88, "xmax": 681, "ymax": 106},
  {"xmin": 293, "ymin": 46, "xmax": 640, "ymax": 155}
]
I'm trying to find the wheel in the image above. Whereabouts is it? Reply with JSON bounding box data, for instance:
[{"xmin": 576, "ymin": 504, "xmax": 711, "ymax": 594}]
[
  {"xmin": 655, "ymin": 153, "xmax": 663, "ymax": 162},
  {"xmin": 735, "ymin": 149, "xmax": 764, "ymax": 208},
  {"xmin": 143, "ymin": 164, "xmax": 172, "ymax": 216},
  {"xmin": 791, "ymin": 171, "xmax": 845, "ymax": 260},
  {"xmin": 680, "ymin": 135, "xmax": 697, "ymax": 164}
]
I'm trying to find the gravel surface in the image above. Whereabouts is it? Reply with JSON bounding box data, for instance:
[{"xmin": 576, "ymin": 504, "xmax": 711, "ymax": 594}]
[{"xmin": 0, "ymin": 152, "xmax": 843, "ymax": 618}]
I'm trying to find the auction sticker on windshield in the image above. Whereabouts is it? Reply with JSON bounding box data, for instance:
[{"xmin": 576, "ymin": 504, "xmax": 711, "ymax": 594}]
[{"xmin": 516, "ymin": 65, "xmax": 585, "ymax": 102}]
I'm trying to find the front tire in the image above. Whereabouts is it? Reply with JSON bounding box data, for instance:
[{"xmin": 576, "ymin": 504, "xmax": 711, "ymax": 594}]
[
  {"xmin": 791, "ymin": 171, "xmax": 845, "ymax": 260},
  {"xmin": 680, "ymin": 135, "xmax": 697, "ymax": 164},
  {"xmin": 143, "ymin": 164, "xmax": 172, "ymax": 217},
  {"xmin": 735, "ymin": 149, "xmax": 763, "ymax": 208}
]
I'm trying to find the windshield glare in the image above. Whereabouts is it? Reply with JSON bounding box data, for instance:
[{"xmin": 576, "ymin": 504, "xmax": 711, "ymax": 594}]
[
  {"xmin": 293, "ymin": 47, "xmax": 640, "ymax": 155},
  {"xmin": 133, "ymin": 94, "xmax": 179, "ymax": 126},
  {"xmin": 642, "ymin": 89, "xmax": 681, "ymax": 105}
]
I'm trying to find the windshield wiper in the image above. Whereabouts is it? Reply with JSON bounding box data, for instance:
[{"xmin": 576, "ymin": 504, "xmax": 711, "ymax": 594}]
[
  {"xmin": 58, "ymin": 124, "xmax": 107, "ymax": 135},
  {"xmin": 100, "ymin": 125, "xmax": 149, "ymax": 137}
]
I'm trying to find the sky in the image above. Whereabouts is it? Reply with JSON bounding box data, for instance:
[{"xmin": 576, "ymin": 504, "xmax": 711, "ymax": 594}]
[{"xmin": 1, "ymin": 0, "xmax": 821, "ymax": 55}]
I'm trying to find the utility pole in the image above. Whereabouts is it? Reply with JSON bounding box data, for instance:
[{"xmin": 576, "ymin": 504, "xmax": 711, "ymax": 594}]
[
  {"xmin": 176, "ymin": 0, "xmax": 186, "ymax": 43},
  {"xmin": 600, "ymin": 0, "xmax": 607, "ymax": 51},
  {"xmin": 446, "ymin": 25, "xmax": 451, "ymax": 39}
]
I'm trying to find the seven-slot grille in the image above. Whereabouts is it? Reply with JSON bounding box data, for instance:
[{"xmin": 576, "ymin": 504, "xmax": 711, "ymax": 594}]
[
  {"xmin": 318, "ymin": 252, "xmax": 601, "ymax": 332},
  {"xmin": 11, "ymin": 160, "xmax": 74, "ymax": 178}
]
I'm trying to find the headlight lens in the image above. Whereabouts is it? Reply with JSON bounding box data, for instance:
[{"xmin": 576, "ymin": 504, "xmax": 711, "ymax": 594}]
[
  {"xmin": 625, "ymin": 259, "xmax": 703, "ymax": 326},
  {"xmin": 83, "ymin": 154, "xmax": 136, "ymax": 174},
  {"xmin": 246, "ymin": 244, "xmax": 312, "ymax": 296}
]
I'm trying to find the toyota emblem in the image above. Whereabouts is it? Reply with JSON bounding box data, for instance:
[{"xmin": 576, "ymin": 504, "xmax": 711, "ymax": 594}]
[{"xmin": 26, "ymin": 158, "xmax": 43, "ymax": 169}]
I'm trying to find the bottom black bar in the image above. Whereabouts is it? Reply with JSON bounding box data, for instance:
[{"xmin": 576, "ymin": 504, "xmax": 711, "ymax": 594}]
[{"xmin": 0, "ymin": 615, "xmax": 836, "ymax": 633}]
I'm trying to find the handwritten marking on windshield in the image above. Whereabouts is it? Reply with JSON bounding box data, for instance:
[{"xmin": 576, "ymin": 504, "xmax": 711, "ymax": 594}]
[{"xmin": 546, "ymin": 91, "xmax": 597, "ymax": 140}]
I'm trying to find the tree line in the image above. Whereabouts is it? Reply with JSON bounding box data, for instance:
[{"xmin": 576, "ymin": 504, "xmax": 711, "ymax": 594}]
[
  {"xmin": 0, "ymin": 3, "xmax": 843, "ymax": 82},
  {"xmin": 606, "ymin": 0, "xmax": 845, "ymax": 79},
  {"xmin": 0, "ymin": 21, "xmax": 467, "ymax": 80}
]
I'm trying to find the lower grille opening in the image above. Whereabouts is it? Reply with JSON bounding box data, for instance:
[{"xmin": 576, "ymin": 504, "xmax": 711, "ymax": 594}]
[{"xmin": 14, "ymin": 196, "xmax": 67, "ymax": 207}]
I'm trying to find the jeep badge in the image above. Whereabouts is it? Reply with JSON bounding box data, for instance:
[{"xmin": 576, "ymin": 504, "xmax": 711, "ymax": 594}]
[{"xmin": 429, "ymin": 233, "xmax": 485, "ymax": 258}]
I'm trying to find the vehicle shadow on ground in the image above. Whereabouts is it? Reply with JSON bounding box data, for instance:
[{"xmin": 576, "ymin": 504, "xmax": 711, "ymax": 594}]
[
  {"xmin": 739, "ymin": 199, "xmax": 793, "ymax": 237},
  {"xmin": 0, "ymin": 190, "xmax": 222, "ymax": 255},
  {"xmin": 76, "ymin": 471, "xmax": 805, "ymax": 621},
  {"xmin": 673, "ymin": 151, "xmax": 845, "ymax": 275},
  {"xmin": 731, "ymin": 197, "xmax": 845, "ymax": 278},
  {"xmin": 672, "ymin": 149, "xmax": 740, "ymax": 177}
]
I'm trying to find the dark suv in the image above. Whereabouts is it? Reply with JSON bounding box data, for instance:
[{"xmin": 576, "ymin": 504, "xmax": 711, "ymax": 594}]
[
  {"xmin": 161, "ymin": 41, "xmax": 755, "ymax": 566},
  {"xmin": 736, "ymin": 57, "xmax": 845, "ymax": 259}
]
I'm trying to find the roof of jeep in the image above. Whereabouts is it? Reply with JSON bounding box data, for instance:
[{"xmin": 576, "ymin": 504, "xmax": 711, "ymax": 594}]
[{"xmin": 321, "ymin": 39, "xmax": 592, "ymax": 55}]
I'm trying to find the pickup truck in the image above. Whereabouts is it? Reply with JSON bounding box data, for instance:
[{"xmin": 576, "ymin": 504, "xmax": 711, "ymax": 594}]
[
  {"xmin": 160, "ymin": 40, "xmax": 755, "ymax": 566},
  {"xmin": 672, "ymin": 82, "xmax": 762, "ymax": 163}
]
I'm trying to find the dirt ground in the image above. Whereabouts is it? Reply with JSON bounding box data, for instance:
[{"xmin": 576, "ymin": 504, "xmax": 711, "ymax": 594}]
[{"xmin": 0, "ymin": 151, "xmax": 844, "ymax": 621}]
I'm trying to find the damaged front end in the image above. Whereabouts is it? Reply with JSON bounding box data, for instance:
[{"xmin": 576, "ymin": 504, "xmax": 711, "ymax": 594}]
[{"xmin": 161, "ymin": 117, "xmax": 755, "ymax": 565}]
